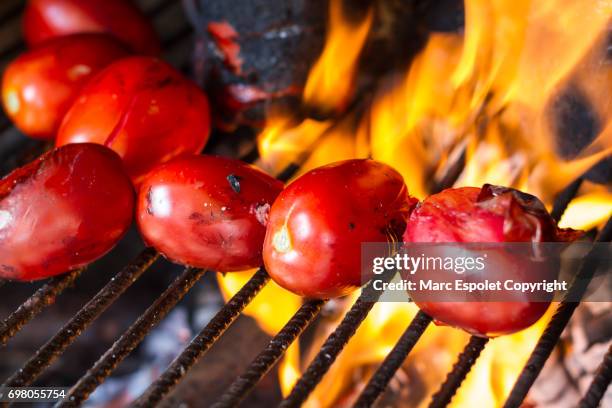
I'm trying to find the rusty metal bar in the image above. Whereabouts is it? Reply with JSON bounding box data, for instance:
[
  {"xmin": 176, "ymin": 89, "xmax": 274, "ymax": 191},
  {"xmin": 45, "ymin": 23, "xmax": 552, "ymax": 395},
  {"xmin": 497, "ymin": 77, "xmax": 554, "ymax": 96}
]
[
  {"xmin": 213, "ymin": 299, "xmax": 326, "ymax": 408},
  {"xmin": 578, "ymin": 344, "xmax": 612, "ymax": 408},
  {"xmin": 2, "ymin": 249, "xmax": 159, "ymax": 388},
  {"xmin": 428, "ymin": 336, "xmax": 489, "ymax": 408},
  {"xmin": 503, "ymin": 217, "xmax": 612, "ymax": 408},
  {"xmin": 56, "ymin": 267, "xmax": 206, "ymax": 407},
  {"xmin": 354, "ymin": 311, "xmax": 432, "ymax": 407},
  {"xmin": 0, "ymin": 269, "xmax": 84, "ymax": 346},
  {"xmin": 130, "ymin": 268, "xmax": 270, "ymax": 407}
]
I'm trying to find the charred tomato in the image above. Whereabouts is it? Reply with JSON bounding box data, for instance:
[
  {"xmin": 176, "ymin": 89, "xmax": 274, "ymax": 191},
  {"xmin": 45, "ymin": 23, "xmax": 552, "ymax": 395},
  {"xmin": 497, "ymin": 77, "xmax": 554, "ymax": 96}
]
[
  {"xmin": 263, "ymin": 159, "xmax": 416, "ymax": 299},
  {"xmin": 0, "ymin": 143, "xmax": 134, "ymax": 281},
  {"xmin": 56, "ymin": 57, "xmax": 211, "ymax": 184},
  {"xmin": 23, "ymin": 0, "xmax": 161, "ymax": 55},
  {"xmin": 137, "ymin": 155, "xmax": 283, "ymax": 272},
  {"xmin": 403, "ymin": 184, "xmax": 580, "ymax": 337},
  {"xmin": 2, "ymin": 33, "xmax": 129, "ymax": 139}
]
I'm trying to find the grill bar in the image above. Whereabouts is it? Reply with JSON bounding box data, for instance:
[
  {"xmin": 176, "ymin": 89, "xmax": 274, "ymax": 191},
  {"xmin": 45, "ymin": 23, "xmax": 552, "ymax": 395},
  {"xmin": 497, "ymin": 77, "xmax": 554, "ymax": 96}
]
[
  {"xmin": 212, "ymin": 298, "xmax": 326, "ymax": 408},
  {"xmin": 354, "ymin": 310, "xmax": 432, "ymax": 407},
  {"xmin": 503, "ymin": 216, "xmax": 612, "ymax": 408},
  {"xmin": 578, "ymin": 344, "xmax": 612, "ymax": 408},
  {"xmin": 57, "ymin": 267, "xmax": 206, "ymax": 407},
  {"xmin": 132, "ymin": 268, "xmax": 270, "ymax": 407},
  {"xmin": 280, "ymin": 298, "xmax": 375, "ymax": 407},
  {"xmin": 2, "ymin": 248, "xmax": 160, "ymax": 388},
  {"xmin": 550, "ymin": 177, "xmax": 583, "ymax": 222},
  {"xmin": 429, "ymin": 336, "xmax": 490, "ymax": 408},
  {"xmin": 278, "ymin": 277, "xmax": 389, "ymax": 408},
  {"xmin": 0, "ymin": 268, "xmax": 84, "ymax": 345}
]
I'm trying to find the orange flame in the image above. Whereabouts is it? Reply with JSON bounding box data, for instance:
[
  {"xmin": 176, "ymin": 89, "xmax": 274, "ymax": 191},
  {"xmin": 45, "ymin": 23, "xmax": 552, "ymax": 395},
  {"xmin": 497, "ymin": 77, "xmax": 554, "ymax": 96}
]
[
  {"xmin": 231, "ymin": 0, "xmax": 612, "ymax": 406},
  {"xmin": 303, "ymin": 0, "xmax": 373, "ymax": 113}
]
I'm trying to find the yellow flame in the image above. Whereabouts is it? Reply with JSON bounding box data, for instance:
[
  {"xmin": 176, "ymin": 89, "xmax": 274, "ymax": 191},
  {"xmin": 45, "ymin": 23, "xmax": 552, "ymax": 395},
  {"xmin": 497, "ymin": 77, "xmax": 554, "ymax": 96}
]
[
  {"xmin": 560, "ymin": 189, "xmax": 612, "ymax": 231},
  {"xmin": 303, "ymin": 0, "xmax": 373, "ymax": 113},
  {"xmin": 250, "ymin": 0, "xmax": 612, "ymax": 406}
]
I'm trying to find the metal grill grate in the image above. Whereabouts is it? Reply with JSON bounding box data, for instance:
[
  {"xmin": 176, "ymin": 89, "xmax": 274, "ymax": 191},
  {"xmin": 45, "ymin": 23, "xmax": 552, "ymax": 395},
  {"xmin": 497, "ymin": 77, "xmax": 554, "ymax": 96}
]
[{"xmin": 0, "ymin": 1, "xmax": 610, "ymax": 407}]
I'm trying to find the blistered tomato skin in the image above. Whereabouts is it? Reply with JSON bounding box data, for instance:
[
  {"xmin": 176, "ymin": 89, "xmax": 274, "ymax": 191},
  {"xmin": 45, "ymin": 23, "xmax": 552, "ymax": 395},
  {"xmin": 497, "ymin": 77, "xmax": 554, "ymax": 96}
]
[
  {"xmin": 23, "ymin": 0, "xmax": 161, "ymax": 55},
  {"xmin": 404, "ymin": 184, "xmax": 579, "ymax": 337},
  {"xmin": 137, "ymin": 156, "xmax": 283, "ymax": 272},
  {"xmin": 56, "ymin": 57, "xmax": 211, "ymax": 184},
  {"xmin": 263, "ymin": 159, "xmax": 417, "ymax": 299},
  {"xmin": 1, "ymin": 34, "xmax": 129, "ymax": 140},
  {"xmin": 0, "ymin": 144, "xmax": 134, "ymax": 281}
]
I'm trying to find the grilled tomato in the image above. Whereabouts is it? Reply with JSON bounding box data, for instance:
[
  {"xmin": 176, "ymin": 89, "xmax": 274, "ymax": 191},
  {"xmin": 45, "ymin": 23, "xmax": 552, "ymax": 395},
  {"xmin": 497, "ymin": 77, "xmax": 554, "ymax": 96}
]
[
  {"xmin": 137, "ymin": 155, "xmax": 283, "ymax": 272},
  {"xmin": 263, "ymin": 159, "xmax": 416, "ymax": 299},
  {"xmin": 0, "ymin": 143, "xmax": 134, "ymax": 281},
  {"xmin": 56, "ymin": 57, "xmax": 211, "ymax": 184}
]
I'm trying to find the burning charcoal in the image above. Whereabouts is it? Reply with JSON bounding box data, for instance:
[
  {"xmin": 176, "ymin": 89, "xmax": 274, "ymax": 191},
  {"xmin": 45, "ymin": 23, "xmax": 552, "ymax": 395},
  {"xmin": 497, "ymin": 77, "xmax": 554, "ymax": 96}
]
[
  {"xmin": 550, "ymin": 84, "xmax": 601, "ymax": 159},
  {"xmin": 548, "ymin": 83, "xmax": 610, "ymax": 183},
  {"xmin": 417, "ymin": 0, "xmax": 465, "ymax": 32},
  {"xmin": 185, "ymin": 0, "xmax": 327, "ymax": 129}
]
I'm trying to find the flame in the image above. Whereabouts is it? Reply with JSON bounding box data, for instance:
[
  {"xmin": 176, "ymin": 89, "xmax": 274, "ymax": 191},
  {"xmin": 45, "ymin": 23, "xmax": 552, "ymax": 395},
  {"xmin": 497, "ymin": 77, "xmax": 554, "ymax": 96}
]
[
  {"xmin": 258, "ymin": 0, "xmax": 372, "ymax": 177},
  {"xmin": 559, "ymin": 187, "xmax": 612, "ymax": 231},
  {"xmin": 244, "ymin": 0, "xmax": 612, "ymax": 406},
  {"xmin": 302, "ymin": 0, "xmax": 373, "ymax": 114}
]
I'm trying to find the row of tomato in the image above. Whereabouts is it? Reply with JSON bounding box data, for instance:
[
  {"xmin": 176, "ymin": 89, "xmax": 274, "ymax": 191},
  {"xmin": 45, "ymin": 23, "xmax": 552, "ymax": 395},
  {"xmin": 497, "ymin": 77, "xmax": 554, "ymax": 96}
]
[
  {"xmin": 0, "ymin": 0, "xmax": 578, "ymax": 339},
  {"xmin": 0, "ymin": 141, "xmax": 577, "ymax": 338}
]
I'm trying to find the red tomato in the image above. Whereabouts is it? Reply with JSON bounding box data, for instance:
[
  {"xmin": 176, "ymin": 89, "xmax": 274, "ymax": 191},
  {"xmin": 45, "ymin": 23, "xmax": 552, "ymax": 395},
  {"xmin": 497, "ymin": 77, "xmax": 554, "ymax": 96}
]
[
  {"xmin": 263, "ymin": 159, "xmax": 417, "ymax": 299},
  {"xmin": 137, "ymin": 155, "xmax": 283, "ymax": 272},
  {"xmin": 0, "ymin": 143, "xmax": 134, "ymax": 281},
  {"xmin": 23, "ymin": 0, "xmax": 161, "ymax": 55},
  {"xmin": 404, "ymin": 184, "xmax": 579, "ymax": 337},
  {"xmin": 56, "ymin": 57, "xmax": 211, "ymax": 184},
  {"xmin": 2, "ymin": 33, "xmax": 129, "ymax": 140}
]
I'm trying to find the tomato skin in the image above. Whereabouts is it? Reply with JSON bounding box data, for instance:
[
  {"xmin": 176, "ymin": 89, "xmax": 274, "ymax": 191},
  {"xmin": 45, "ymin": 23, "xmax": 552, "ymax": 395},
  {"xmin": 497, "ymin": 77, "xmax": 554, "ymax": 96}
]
[
  {"xmin": 403, "ymin": 185, "xmax": 575, "ymax": 337},
  {"xmin": 137, "ymin": 155, "xmax": 283, "ymax": 272},
  {"xmin": 263, "ymin": 159, "xmax": 416, "ymax": 299},
  {"xmin": 1, "ymin": 34, "xmax": 129, "ymax": 140},
  {"xmin": 23, "ymin": 0, "xmax": 161, "ymax": 55},
  {"xmin": 56, "ymin": 57, "xmax": 211, "ymax": 184},
  {"xmin": 0, "ymin": 143, "xmax": 134, "ymax": 281}
]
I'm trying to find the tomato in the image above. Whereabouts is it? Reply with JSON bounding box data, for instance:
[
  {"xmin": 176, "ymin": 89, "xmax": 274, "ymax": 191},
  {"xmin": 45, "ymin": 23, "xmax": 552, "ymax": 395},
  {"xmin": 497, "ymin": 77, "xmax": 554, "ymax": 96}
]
[
  {"xmin": 0, "ymin": 143, "xmax": 134, "ymax": 281},
  {"xmin": 137, "ymin": 155, "xmax": 283, "ymax": 272},
  {"xmin": 403, "ymin": 184, "xmax": 579, "ymax": 337},
  {"xmin": 1, "ymin": 34, "xmax": 129, "ymax": 140},
  {"xmin": 263, "ymin": 159, "xmax": 416, "ymax": 299},
  {"xmin": 23, "ymin": 0, "xmax": 161, "ymax": 55},
  {"xmin": 56, "ymin": 56, "xmax": 211, "ymax": 184}
]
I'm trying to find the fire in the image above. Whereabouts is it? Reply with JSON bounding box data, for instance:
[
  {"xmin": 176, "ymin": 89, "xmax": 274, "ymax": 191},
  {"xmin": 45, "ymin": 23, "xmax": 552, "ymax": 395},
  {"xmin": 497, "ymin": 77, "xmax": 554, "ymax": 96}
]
[
  {"xmin": 223, "ymin": 0, "xmax": 612, "ymax": 406},
  {"xmin": 302, "ymin": 0, "xmax": 373, "ymax": 114}
]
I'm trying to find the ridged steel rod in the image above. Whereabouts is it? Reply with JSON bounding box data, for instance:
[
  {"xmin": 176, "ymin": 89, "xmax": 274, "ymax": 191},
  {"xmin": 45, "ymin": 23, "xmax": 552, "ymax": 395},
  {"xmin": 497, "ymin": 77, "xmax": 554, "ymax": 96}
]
[
  {"xmin": 0, "ymin": 269, "xmax": 84, "ymax": 345},
  {"xmin": 56, "ymin": 266, "xmax": 206, "ymax": 407},
  {"xmin": 354, "ymin": 311, "xmax": 433, "ymax": 407},
  {"xmin": 2, "ymin": 248, "xmax": 160, "ymax": 388},
  {"xmin": 277, "ymin": 268, "xmax": 396, "ymax": 408},
  {"xmin": 503, "ymin": 217, "xmax": 612, "ymax": 408},
  {"xmin": 131, "ymin": 268, "xmax": 271, "ymax": 407},
  {"xmin": 278, "ymin": 295, "xmax": 375, "ymax": 408},
  {"xmin": 428, "ymin": 336, "xmax": 490, "ymax": 408},
  {"xmin": 578, "ymin": 343, "xmax": 612, "ymax": 408},
  {"xmin": 212, "ymin": 299, "xmax": 326, "ymax": 408}
]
